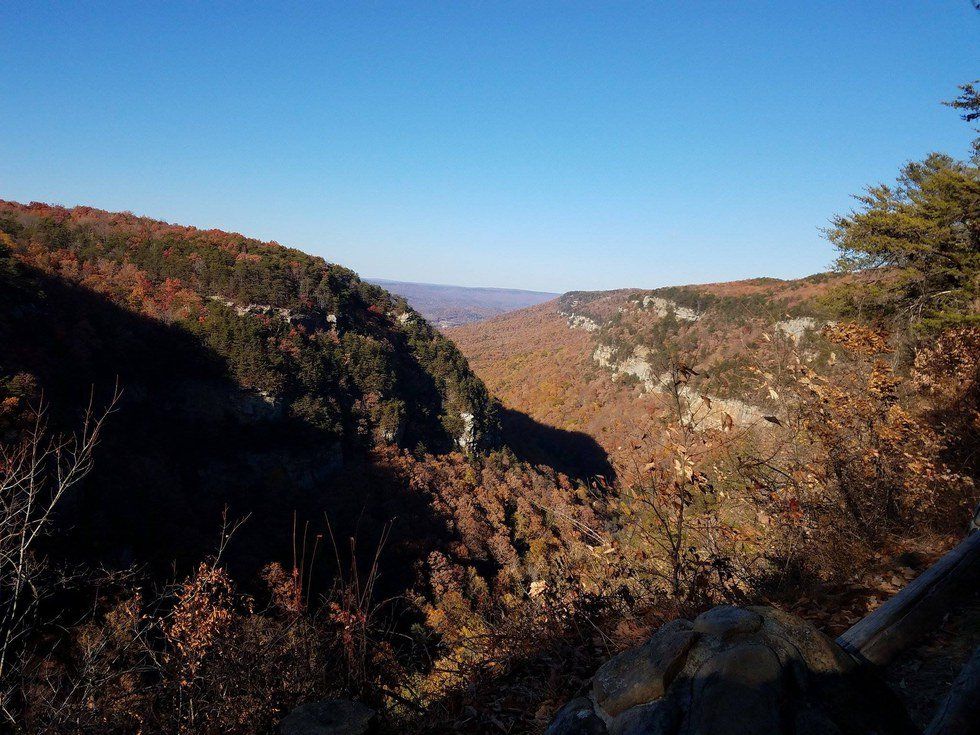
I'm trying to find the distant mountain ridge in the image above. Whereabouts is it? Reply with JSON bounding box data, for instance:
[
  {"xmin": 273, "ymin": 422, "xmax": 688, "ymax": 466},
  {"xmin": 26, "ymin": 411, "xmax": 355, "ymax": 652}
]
[{"xmin": 368, "ymin": 278, "xmax": 557, "ymax": 327}]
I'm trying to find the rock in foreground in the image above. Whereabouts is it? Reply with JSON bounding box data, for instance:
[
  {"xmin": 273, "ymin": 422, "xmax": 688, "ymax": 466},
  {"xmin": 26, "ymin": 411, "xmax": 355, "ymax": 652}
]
[{"xmin": 548, "ymin": 605, "xmax": 918, "ymax": 735}]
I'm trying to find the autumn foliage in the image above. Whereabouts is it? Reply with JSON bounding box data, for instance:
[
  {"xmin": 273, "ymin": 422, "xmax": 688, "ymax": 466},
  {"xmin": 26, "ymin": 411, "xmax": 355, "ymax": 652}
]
[{"xmin": 0, "ymin": 181, "xmax": 977, "ymax": 734}]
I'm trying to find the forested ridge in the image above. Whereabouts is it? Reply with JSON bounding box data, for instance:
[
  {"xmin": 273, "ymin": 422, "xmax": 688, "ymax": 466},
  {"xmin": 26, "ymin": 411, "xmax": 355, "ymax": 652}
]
[
  {"xmin": 451, "ymin": 273, "xmax": 852, "ymax": 481},
  {"xmin": 0, "ymin": 200, "xmax": 495, "ymax": 452}
]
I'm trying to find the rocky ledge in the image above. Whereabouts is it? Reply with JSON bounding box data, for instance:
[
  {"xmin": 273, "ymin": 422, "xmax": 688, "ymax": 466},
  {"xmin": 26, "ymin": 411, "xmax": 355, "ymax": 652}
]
[{"xmin": 547, "ymin": 605, "xmax": 917, "ymax": 735}]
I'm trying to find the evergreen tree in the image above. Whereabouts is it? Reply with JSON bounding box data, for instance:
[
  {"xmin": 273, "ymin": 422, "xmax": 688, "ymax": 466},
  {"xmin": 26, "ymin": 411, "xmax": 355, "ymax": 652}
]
[{"xmin": 827, "ymin": 86, "xmax": 980, "ymax": 335}]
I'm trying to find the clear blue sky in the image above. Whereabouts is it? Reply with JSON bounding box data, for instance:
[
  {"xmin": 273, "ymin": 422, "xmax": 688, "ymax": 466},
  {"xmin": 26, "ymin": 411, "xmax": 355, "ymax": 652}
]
[{"xmin": 1, "ymin": 2, "xmax": 977, "ymax": 293}]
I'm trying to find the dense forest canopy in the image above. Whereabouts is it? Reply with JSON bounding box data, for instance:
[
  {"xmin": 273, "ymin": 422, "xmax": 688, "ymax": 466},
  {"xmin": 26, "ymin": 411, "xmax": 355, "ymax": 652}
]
[{"xmin": 0, "ymin": 201, "xmax": 496, "ymax": 452}]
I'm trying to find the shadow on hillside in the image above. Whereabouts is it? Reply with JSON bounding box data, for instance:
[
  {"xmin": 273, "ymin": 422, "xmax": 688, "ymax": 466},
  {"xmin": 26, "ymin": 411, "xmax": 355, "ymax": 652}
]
[
  {"xmin": 498, "ymin": 407, "xmax": 614, "ymax": 485},
  {"xmin": 0, "ymin": 266, "xmax": 451, "ymax": 600}
]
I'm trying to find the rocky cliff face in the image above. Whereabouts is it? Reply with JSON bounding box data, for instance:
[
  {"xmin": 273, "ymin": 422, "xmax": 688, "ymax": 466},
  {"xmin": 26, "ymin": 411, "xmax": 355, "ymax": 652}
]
[
  {"xmin": 449, "ymin": 276, "xmax": 847, "ymax": 480},
  {"xmin": 591, "ymin": 343, "xmax": 764, "ymax": 428},
  {"xmin": 555, "ymin": 278, "xmax": 840, "ymax": 429}
]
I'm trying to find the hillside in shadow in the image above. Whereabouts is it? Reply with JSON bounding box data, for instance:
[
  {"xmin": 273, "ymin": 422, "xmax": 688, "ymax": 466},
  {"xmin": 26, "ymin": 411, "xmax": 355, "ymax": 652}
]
[
  {"xmin": 498, "ymin": 407, "xmax": 614, "ymax": 484},
  {"xmin": 0, "ymin": 264, "xmax": 452, "ymax": 596}
]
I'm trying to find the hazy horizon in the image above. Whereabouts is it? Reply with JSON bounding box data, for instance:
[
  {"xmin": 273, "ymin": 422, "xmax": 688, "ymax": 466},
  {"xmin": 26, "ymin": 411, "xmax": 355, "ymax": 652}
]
[{"xmin": 367, "ymin": 277, "xmax": 557, "ymax": 296}]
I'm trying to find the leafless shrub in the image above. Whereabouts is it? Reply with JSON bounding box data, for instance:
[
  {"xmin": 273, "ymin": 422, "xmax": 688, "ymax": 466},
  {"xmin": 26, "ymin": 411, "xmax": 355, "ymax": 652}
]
[{"xmin": 0, "ymin": 389, "xmax": 119, "ymax": 727}]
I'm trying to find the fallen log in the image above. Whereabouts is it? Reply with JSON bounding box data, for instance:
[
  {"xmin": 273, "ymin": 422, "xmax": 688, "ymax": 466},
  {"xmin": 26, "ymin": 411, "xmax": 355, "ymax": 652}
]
[{"xmin": 837, "ymin": 531, "xmax": 980, "ymax": 666}]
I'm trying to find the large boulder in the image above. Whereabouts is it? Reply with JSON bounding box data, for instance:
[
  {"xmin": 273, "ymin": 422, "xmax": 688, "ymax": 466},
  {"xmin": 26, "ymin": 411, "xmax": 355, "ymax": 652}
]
[
  {"xmin": 593, "ymin": 619, "xmax": 698, "ymax": 717},
  {"xmin": 547, "ymin": 605, "xmax": 918, "ymax": 735},
  {"xmin": 280, "ymin": 699, "xmax": 376, "ymax": 735}
]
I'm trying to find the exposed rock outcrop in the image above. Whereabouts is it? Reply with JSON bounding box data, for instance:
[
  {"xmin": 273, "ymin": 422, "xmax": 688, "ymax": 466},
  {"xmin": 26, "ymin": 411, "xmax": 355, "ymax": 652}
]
[
  {"xmin": 591, "ymin": 345, "xmax": 764, "ymax": 428},
  {"xmin": 160, "ymin": 379, "xmax": 285, "ymax": 424},
  {"xmin": 547, "ymin": 605, "xmax": 918, "ymax": 735},
  {"xmin": 456, "ymin": 411, "xmax": 478, "ymax": 452},
  {"xmin": 774, "ymin": 317, "xmax": 821, "ymax": 343},
  {"xmin": 209, "ymin": 295, "xmax": 337, "ymax": 331},
  {"xmin": 560, "ymin": 311, "xmax": 601, "ymax": 332},
  {"xmin": 642, "ymin": 296, "xmax": 701, "ymax": 322}
]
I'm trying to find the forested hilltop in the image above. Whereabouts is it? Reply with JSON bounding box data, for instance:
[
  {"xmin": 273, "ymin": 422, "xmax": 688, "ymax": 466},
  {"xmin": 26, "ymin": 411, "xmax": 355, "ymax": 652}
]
[
  {"xmin": 0, "ymin": 199, "xmax": 520, "ymax": 582},
  {"xmin": 0, "ymin": 200, "xmax": 495, "ymax": 453}
]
